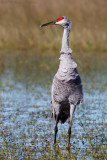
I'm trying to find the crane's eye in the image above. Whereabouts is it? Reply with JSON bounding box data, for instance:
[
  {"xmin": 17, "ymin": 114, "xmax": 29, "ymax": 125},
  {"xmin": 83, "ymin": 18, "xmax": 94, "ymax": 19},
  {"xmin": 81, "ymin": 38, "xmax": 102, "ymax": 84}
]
[{"xmin": 57, "ymin": 17, "xmax": 64, "ymax": 22}]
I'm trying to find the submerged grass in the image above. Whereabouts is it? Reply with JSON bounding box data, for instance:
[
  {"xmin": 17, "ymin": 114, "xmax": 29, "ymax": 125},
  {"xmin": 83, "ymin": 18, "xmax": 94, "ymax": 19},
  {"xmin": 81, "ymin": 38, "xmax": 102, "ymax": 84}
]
[
  {"xmin": 0, "ymin": 115, "xmax": 106, "ymax": 159},
  {"xmin": 0, "ymin": 51, "xmax": 107, "ymax": 159},
  {"xmin": 0, "ymin": 0, "xmax": 107, "ymax": 52}
]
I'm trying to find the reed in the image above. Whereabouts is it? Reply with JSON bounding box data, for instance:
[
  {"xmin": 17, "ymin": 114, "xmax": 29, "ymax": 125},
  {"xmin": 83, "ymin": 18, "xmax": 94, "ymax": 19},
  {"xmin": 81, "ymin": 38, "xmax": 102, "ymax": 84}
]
[{"xmin": 0, "ymin": 0, "xmax": 106, "ymax": 52}]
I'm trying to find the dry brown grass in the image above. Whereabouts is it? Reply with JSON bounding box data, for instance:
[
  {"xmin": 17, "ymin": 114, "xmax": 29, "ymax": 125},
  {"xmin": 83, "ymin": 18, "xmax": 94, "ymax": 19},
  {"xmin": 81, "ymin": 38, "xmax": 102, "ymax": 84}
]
[{"xmin": 0, "ymin": 0, "xmax": 106, "ymax": 52}]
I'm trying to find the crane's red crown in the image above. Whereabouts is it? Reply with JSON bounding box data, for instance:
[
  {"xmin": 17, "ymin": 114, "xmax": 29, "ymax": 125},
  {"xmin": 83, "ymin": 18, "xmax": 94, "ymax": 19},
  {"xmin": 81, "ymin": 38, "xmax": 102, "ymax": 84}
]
[{"xmin": 57, "ymin": 16, "xmax": 64, "ymax": 22}]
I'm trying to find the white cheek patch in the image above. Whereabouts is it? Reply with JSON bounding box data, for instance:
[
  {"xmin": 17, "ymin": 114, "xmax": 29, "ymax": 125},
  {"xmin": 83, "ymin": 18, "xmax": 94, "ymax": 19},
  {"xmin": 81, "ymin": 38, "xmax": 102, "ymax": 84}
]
[{"xmin": 55, "ymin": 19, "xmax": 66, "ymax": 25}]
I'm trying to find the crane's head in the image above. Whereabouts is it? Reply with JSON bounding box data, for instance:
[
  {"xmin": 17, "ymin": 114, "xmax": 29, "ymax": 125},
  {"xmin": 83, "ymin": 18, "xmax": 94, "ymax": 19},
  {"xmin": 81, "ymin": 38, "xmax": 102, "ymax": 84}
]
[{"xmin": 40, "ymin": 16, "xmax": 71, "ymax": 29}]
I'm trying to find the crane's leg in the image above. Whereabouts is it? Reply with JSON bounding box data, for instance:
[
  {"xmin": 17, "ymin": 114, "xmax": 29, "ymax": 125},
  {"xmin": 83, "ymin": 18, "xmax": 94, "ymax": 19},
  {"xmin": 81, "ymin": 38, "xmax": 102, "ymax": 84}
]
[
  {"xmin": 68, "ymin": 104, "xmax": 75, "ymax": 144},
  {"xmin": 54, "ymin": 116, "xmax": 59, "ymax": 144}
]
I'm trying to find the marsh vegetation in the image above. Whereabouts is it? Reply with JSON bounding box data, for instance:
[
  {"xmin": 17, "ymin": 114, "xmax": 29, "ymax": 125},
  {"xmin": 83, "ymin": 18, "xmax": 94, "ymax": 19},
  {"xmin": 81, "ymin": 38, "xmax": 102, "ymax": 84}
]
[
  {"xmin": 0, "ymin": 0, "xmax": 106, "ymax": 52},
  {"xmin": 0, "ymin": 52, "xmax": 107, "ymax": 159},
  {"xmin": 0, "ymin": 0, "xmax": 107, "ymax": 159}
]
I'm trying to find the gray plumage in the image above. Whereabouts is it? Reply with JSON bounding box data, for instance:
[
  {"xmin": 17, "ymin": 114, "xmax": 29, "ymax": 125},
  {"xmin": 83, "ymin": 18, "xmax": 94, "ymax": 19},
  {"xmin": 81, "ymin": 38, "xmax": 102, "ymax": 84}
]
[
  {"xmin": 41, "ymin": 16, "xmax": 83, "ymax": 144},
  {"xmin": 52, "ymin": 53, "xmax": 83, "ymax": 123}
]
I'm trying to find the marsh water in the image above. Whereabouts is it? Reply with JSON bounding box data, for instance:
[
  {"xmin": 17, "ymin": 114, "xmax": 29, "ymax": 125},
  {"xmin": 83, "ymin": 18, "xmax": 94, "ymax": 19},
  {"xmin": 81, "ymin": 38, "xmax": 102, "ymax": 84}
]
[{"xmin": 0, "ymin": 52, "xmax": 107, "ymax": 159}]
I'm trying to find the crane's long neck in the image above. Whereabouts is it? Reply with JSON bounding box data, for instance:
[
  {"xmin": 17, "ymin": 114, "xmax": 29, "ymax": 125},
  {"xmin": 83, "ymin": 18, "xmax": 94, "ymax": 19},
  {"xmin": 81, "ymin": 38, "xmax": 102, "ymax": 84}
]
[{"xmin": 60, "ymin": 26, "xmax": 72, "ymax": 54}]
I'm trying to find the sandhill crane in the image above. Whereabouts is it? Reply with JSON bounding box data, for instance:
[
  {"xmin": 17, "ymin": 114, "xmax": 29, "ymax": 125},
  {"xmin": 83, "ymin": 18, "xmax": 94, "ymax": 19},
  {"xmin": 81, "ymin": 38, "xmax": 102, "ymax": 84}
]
[{"xmin": 40, "ymin": 16, "xmax": 83, "ymax": 144}]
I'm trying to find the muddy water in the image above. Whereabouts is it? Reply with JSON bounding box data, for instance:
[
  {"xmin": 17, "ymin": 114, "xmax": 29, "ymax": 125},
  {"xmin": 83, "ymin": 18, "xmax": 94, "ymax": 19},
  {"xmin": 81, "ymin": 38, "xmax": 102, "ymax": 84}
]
[{"xmin": 0, "ymin": 52, "xmax": 107, "ymax": 159}]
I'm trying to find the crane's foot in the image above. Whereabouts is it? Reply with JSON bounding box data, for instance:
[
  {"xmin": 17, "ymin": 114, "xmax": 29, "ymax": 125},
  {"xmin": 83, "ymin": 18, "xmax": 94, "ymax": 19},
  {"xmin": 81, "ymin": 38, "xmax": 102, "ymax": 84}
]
[{"xmin": 66, "ymin": 142, "xmax": 71, "ymax": 153}]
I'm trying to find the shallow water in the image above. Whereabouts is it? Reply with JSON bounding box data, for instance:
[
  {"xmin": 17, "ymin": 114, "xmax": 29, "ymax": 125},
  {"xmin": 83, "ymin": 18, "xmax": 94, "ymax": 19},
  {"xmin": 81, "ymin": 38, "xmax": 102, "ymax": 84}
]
[{"xmin": 0, "ymin": 52, "xmax": 107, "ymax": 159}]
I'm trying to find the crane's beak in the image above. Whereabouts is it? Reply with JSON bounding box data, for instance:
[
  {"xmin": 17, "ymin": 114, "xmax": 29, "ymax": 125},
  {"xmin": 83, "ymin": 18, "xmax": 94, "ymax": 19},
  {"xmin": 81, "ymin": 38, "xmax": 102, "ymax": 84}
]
[{"xmin": 40, "ymin": 20, "xmax": 56, "ymax": 27}]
